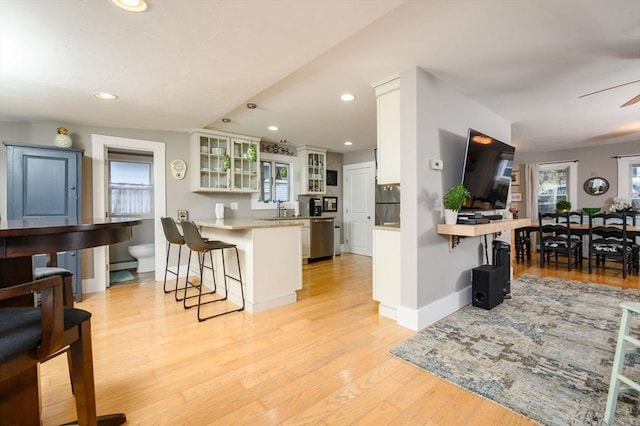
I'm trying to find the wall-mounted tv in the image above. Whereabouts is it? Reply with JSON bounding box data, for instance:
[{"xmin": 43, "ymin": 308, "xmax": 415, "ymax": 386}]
[{"xmin": 461, "ymin": 128, "xmax": 515, "ymax": 211}]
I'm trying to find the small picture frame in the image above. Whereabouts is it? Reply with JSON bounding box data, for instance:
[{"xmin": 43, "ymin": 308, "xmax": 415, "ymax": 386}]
[
  {"xmin": 326, "ymin": 170, "xmax": 338, "ymax": 186},
  {"xmin": 511, "ymin": 192, "xmax": 522, "ymax": 202},
  {"xmin": 323, "ymin": 196, "xmax": 338, "ymax": 212},
  {"xmin": 511, "ymin": 170, "xmax": 521, "ymax": 186}
]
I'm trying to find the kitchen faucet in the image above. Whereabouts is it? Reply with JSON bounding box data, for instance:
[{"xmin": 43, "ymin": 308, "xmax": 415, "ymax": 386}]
[{"xmin": 276, "ymin": 200, "xmax": 286, "ymax": 217}]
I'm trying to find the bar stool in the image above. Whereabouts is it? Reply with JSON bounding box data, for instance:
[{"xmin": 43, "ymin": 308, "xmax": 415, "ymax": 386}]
[
  {"xmin": 604, "ymin": 301, "xmax": 640, "ymax": 424},
  {"xmin": 160, "ymin": 217, "xmax": 187, "ymax": 295},
  {"xmin": 180, "ymin": 220, "xmax": 245, "ymax": 322}
]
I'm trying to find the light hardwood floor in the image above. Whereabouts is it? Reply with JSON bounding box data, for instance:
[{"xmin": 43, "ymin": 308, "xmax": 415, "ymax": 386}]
[{"xmin": 41, "ymin": 252, "xmax": 636, "ymax": 425}]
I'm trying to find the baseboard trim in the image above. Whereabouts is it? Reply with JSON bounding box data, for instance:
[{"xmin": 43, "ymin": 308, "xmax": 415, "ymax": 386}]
[{"xmin": 397, "ymin": 285, "xmax": 472, "ymax": 331}]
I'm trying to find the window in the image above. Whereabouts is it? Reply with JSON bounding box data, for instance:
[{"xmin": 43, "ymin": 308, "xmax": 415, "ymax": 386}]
[
  {"xmin": 253, "ymin": 152, "xmax": 294, "ymax": 210},
  {"xmin": 617, "ymin": 155, "xmax": 640, "ymax": 209},
  {"xmin": 537, "ymin": 162, "xmax": 577, "ymax": 214},
  {"xmin": 108, "ymin": 153, "xmax": 153, "ymax": 217}
]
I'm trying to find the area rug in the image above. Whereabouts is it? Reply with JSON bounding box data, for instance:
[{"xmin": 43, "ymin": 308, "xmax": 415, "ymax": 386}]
[
  {"xmin": 390, "ymin": 274, "xmax": 640, "ymax": 425},
  {"xmin": 109, "ymin": 269, "xmax": 134, "ymax": 283}
]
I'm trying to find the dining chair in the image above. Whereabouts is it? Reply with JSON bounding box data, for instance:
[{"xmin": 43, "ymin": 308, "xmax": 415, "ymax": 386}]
[
  {"xmin": 538, "ymin": 212, "xmax": 582, "ymax": 271},
  {"xmin": 0, "ymin": 276, "xmax": 126, "ymax": 425},
  {"xmin": 587, "ymin": 212, "xmax": 637, "ymax": 278}
]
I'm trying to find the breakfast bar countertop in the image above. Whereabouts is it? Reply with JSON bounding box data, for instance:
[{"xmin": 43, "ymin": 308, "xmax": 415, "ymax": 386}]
[{"xmin": 193, "ymin": 217, "xmax": 305, "ymax": 230}]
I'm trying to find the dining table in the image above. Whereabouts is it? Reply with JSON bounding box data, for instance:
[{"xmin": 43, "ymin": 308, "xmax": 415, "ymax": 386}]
[
  {"xmin": 514, "ymin": 220, "xmax": 640, "ymax": 263},
  {"xmin": 0, "ymin": 217, "xmax": 142, "ymax": 425}
]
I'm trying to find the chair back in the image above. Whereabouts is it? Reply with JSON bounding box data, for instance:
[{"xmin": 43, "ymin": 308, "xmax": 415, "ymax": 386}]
[
  {"xmin": 161, "ymin": 217, "xmax": 185, "ymax": 245},
  {"xmin": 557, "ymin": 211, "xmax": 583, "ymax": 225},
  {"xmin": 589, "ymin": 212, "xmax": 629, "ymax": 241},
  {"xmin": 180, "ymin": 220, "xmax": 208, "ymax": 252},
  {"xmin": 539, "ymin": 212, "xmax": 573, "ymax": 239}
]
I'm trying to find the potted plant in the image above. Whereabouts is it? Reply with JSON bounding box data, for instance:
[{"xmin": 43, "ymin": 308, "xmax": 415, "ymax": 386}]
[
  {"xmin": 555, "ymin": 199, "xmax": 571, "ymax": 213},
  {"xmin": 443, "ymin": 184, "xmax": 470, "ymax": 224}
]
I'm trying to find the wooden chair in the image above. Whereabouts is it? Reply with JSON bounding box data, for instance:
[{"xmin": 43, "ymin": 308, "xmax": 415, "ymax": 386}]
[
  {"xmin": 538, "ymin": 212, "xmax": 582, "ymax": 271},
  {"xmin": 0, "ymin": 276, "xmax": 126, "ymax": 425},
  {"xmin": 588, "ymin": 212, "xmax": 637, "ymax": 278}
]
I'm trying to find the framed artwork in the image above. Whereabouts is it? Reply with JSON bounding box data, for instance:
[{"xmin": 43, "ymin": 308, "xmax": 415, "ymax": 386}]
[
  {"xmin": 511, "ymin": 192, "xmax": 522, "ymax": 202},
  {"xmin": 326, "ymin": 170, "xmax": 338, "ymax": 186},
  {"xmin": 323, "ymin": 196, "xmax": 338, "ymax": 212},
  {"xmin": 511, "ymin": 170, "xmax": 521, "ymax": 186}
]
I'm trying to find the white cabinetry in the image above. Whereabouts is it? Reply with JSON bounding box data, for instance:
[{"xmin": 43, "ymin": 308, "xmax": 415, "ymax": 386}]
[
  {"xmin": 297, "ymin": 146, "xmax": 326, "ymax": 195},
  {"xmin": 373, "ymin": 76, "xmax": 400, "ymax": 185},
  {"xmin": 300, "ymin": 219, "xmax": 310, "ymax": 262},
  {"xmin": 372, "ymin": 228, "xmax": 400, "ymax": 319},
  {"xmin": 191, "ymin": 130, "xmax": 260, "ymax": 193}
]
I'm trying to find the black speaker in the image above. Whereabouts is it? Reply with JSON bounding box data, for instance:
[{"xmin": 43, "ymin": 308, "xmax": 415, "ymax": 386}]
[
  {"xmin": 492, "ymin": 240, "xmax": 511, "ymax": 296},
  {"xmin": 472, "ymin": 265, "xmax": 504, "ymax": 310}
]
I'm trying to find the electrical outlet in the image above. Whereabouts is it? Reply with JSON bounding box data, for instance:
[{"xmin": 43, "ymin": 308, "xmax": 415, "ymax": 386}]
[
  {"xmin": 429, "ymin": 159, "xmax": 444, "ymax": 170},
  {"xmin": 230, "ymin": 202, "xmax": 238, "ymax": 210}
]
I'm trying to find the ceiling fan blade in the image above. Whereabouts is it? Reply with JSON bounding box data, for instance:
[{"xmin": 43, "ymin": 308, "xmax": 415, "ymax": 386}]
[
  {"xmin": 620, "ymin": 93, "xmax": 640, "ymax": 107},
  {"xmin": 578, "ymin": 79, "xmax": 640, "ymax": 98}
]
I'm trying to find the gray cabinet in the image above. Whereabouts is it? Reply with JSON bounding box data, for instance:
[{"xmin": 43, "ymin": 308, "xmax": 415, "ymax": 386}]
[{"xmin": 5, "ymin": 142, "xmax": 84, "ymax": 301}]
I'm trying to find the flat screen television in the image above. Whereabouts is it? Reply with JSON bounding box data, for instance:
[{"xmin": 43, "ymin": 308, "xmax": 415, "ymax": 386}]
[{"xmin": 461, "ymin": 128, "xmax": 515, "ymax": 211}]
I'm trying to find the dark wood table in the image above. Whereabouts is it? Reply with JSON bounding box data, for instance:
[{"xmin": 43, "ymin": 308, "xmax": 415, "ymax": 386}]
[{"xmin": 0, "ymin": 217, "xmax": 142, "ymax": 425}]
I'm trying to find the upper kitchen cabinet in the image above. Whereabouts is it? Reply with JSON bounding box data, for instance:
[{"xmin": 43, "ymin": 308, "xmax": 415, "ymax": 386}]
[
  {"xmin": 373, "ymin": 76, "xmax": 400, "ymax": 185},
  {"xmin": 190, "ymin": 130, "xmax": 260, "ymax": 193},
  {"xmin": 231, "ymin": 138, "xmax": 260, "ymax": 192},
  {"xmin": 297, "ymin": 145, "xmax": 326, "ymax": 195}
]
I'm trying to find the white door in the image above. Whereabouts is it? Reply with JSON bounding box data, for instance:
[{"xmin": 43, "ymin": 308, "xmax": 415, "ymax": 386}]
[{"xmin": 343, "ymin": 162, "xmax": 375, "ymax": 256}]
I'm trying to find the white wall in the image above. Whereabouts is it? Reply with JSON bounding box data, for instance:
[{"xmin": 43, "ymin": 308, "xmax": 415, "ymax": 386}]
[{"xmin": 397, "ymin": 67, "xmax": 511, "ymax": 331}]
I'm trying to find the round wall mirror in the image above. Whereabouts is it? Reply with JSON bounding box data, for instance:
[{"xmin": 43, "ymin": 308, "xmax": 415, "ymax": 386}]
[{"xmin": 583, "ymin": 177, "xmax": 609, "ymax": 195}]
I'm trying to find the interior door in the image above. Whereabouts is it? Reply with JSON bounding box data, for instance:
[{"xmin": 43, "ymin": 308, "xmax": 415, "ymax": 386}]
[{"xmin": 343, "ymin": 162, "xmax": 375, "ymax": 256}]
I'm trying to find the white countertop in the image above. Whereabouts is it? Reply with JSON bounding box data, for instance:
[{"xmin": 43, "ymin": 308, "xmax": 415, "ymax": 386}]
[{"xmin": 194, "ymin": 218, "xmax": 305, "ymax": 230}]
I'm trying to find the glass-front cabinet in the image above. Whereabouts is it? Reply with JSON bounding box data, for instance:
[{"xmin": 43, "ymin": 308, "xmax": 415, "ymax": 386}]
[
  {"xmin": 190, "ymin": 130, "xmax": 260, "ymax": 193},
  {"xmin": 231, "ymin": 138, "xmax": 260, "ymax": 192},
  {"xmin": 298, "ymin": 145, "xmax": 326, "ymax": 195}
]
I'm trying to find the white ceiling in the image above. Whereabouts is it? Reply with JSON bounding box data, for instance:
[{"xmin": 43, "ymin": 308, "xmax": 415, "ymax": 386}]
[{"xmin": 1, "ymin": 0, "xmax": 639, "ymax": 154}]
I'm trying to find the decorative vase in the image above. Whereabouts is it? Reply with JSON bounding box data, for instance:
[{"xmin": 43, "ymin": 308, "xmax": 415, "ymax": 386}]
[
  {"xmin": 444, "ymin": 209, "xmax": 458, "ymax": 225},
  {"xmin": 54, "ymin": 127, "xmax": 72, "ymax": 148}
]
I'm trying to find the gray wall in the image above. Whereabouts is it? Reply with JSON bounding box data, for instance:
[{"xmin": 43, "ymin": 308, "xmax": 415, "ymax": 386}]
[
  {"xmin": 514, "ymin": 140, "xmax": 639, "ymax": 214},
  {"xmin": 0, "ymin": 121, "xmax": 345, "ymax": 272},
  {"xmin": 399, "ymin": 67, "xmax": 511, "ymax": 328}
]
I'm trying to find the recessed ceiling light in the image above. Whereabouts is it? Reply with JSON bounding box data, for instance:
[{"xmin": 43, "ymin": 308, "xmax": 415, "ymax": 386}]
[
  {"xmin": 268, "ymin": 126, "xmax": 279, "ymax": 131},
  {"xmin": 340, "ymin": 93, "xmax": 355, "ymax": 102},
  {"xmin": 344, "ymin": 141, "xmax": 353, "ymax": 146},
  {"xmin": 92, "ymin": 92, "xmax": 118, "ymax": 100},
  {"xmin": 112, "ymin": 0, "xmax": 147, "ymax": 12}
]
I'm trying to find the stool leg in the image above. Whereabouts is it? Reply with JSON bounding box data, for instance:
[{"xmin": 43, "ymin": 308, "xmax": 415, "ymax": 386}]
[
  {"xmin": 163, "ymin": 242, "xmax": 172, "ymax": 293},
  {"xmin": 196, "ymin": 247, "xmax": 245, "ymax": 322},
  {"xmin": 604, "ymin": 308, "xmax": 632, "ymax": 424}
]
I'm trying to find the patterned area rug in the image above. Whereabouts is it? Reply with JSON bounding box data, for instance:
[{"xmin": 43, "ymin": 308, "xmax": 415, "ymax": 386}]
[{"xmin": 390, "ymin": 274, "xmax": 640, "ymax": 425}]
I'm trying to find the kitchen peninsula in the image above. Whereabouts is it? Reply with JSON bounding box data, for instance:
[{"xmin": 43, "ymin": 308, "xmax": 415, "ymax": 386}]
[{"xmin": 192, "ymin": 218, "xmax": 303, "ymax": 313}]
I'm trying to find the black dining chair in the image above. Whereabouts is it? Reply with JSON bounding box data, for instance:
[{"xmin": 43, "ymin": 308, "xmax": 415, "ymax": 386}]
[
  {"xmin": 588, "ymin": 212, "xmax": 637, "ymax": 278},
  {"xmin": 538, "ymin": 212, "xmax": 582, "ymax": 271}
]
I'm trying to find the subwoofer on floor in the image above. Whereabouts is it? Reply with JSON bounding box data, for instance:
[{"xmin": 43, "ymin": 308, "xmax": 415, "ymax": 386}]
[{"xmin": 472, "ymin": 264, "xmax": 504, "ymax": 310}]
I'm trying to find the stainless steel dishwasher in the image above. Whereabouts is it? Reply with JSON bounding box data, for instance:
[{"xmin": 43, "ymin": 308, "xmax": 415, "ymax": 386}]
[{"xmin": 310, "ymin": 218, "xmax": 334, "ymax": 260}]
